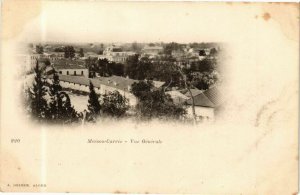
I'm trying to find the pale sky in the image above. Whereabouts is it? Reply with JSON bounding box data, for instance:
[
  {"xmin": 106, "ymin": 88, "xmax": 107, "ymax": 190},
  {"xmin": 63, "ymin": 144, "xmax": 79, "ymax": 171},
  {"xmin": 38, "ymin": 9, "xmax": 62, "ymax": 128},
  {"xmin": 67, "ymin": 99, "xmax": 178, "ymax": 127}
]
[{"xmin": 20, "ymin": 1, "xmax": 260, "ymax": 43}]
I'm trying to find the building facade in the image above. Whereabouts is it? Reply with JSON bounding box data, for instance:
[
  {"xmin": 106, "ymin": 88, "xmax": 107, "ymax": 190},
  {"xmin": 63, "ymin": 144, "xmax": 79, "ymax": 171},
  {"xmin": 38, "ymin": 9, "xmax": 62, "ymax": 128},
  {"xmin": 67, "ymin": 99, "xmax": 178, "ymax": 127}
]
[
  {"xmin": 101, "ymin": 46, "xmax": 135, "ymax": 63},
  {"xmin": 43, "ymin": 52, "xmax": 65, "ymax": 62},
  {"xmin": 57, "ymin": 68, "xmax": 89, "ymax": 78}
]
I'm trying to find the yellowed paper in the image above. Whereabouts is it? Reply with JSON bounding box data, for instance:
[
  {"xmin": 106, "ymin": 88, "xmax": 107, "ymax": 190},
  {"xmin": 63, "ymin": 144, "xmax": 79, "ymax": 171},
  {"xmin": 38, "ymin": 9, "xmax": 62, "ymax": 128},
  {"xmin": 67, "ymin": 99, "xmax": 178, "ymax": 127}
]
[{"xmin": 0, "ymin": 1, "xmax": 299, "ymax": 194}]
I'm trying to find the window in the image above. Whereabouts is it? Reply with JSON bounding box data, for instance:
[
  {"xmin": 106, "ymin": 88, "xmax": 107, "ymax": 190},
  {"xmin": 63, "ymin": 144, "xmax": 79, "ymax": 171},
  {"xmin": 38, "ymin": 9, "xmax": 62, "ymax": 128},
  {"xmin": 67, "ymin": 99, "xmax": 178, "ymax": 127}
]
[
  {"xmin": 74, "ymin": 71, "xmax": 76, "ymax": 76},
  {"xmin": 81, "ymin": 71, "xmax": 83, "ymax": 75},
  {"xmin": 67, "ymin": 71, "xmax": 69, "ymax": 75},
  {"xmin": 59, "ymin": 71, "xmax": 62, "ymax": 74}
]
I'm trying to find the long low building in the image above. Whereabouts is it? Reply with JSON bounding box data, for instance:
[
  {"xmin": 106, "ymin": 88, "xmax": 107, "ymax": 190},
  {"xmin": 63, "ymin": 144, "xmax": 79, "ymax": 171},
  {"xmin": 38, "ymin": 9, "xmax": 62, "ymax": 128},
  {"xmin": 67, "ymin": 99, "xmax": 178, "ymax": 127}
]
[
  {"xmin": 47, "ymin": 75, "xmax": 138, "ymax": 106},
  {"xmin": 52, "ymin": 59, "xmax": 89, "ymax": 78},
  {"xmin": 55, "ymin": 65, "xmax": 89, "ymax": 78}
]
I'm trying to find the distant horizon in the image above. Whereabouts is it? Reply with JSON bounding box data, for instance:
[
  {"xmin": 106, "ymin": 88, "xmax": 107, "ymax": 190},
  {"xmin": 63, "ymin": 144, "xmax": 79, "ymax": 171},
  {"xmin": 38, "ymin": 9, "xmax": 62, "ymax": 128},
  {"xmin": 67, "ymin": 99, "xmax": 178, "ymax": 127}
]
[{"xmin": 20, "ymin": 41, "xmax": 226, "ymax": 46}]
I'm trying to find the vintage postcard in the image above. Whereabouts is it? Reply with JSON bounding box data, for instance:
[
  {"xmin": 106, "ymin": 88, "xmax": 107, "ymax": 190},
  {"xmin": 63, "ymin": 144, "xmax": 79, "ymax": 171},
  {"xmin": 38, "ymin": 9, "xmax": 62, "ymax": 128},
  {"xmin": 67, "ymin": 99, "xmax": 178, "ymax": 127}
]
[{"xmin": 0, "ymin": 0, "xmax": 299, "ymax": 194}]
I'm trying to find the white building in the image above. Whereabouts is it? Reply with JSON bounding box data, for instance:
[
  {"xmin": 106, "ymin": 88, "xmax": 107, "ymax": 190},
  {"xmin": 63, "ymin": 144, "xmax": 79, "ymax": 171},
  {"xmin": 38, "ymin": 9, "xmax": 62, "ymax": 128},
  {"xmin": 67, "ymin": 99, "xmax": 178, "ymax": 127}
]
[
  {"xmin": 53, "ymin": 59, "xmax": 88, "ymax": 78},
  {"xmin": 167, "ymin": 87, "xmax": 223, "ymax": 122},
  {"xmin": 101, "ymin": 46, "xmax": 135, "ymax": 63},
  {"xmin": 47, "ymin": 75, "xmax": 100, "ymax": 94},
  {"xmin": 56, "ymin": 66, "xmax": 89, "ymax": 78},
  {"xmin": 185, "ymin": 86, "xmax": 223, "ymax": 122}
]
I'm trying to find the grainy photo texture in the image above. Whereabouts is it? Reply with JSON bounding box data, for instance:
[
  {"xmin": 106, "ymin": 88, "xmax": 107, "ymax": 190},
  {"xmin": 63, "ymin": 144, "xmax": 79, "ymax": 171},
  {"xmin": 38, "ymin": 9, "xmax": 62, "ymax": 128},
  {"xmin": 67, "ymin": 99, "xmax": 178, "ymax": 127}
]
[{"xmin": 0, "ymin": 1, "xmax": 298, "ymax": 194}]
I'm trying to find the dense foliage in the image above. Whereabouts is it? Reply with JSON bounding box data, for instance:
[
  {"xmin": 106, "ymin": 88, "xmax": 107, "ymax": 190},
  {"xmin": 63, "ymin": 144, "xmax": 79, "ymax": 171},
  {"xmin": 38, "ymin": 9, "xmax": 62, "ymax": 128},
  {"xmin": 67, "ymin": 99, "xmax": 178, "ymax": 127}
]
[
  {"xmin": 87, "ymin": 81, "xmax": 101, "ymax": 116},
  {"xmin": 79, "ymin": 48, "xmax": 84, "ymax": 57},
  {"xmin": 131, "ymin": 81, "xmax": 186, "ymax": 120},
  {"xmin": 36, "ymin": 45, "xmax": 44, "ymax": 54},
  {"xmin": 47, "ymin": 73, "xmax": 79, "ymax": 123},
  {"xmin": 25, "ymin": 63, "xmax": 79, "ymax": 124},
  {"xmin": 64, "ymin": 46, "xmax": 76, "ymax": 59},
  {"xmin": 86, "ymin": 58, "xmax": 125, "ymax": 77},
  {"xmin": 101, "ymin": 91, "xmax": 129, "ymax": 117},
  {"xmin": 27, "ymin": 62, "xmax": 48, "ymax": 120}
]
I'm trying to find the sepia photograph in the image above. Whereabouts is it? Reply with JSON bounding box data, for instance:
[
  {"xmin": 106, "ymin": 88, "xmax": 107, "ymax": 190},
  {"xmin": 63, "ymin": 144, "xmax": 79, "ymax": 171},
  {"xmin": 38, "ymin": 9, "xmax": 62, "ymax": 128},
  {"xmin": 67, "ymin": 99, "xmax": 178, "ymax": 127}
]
[
  {"xmin": 19, "ymin": 41, "xmax": 227, "ymax": 125},
  {"xmin": 0, "ymin": 1, "xmax": 299, "ymax": 194}
]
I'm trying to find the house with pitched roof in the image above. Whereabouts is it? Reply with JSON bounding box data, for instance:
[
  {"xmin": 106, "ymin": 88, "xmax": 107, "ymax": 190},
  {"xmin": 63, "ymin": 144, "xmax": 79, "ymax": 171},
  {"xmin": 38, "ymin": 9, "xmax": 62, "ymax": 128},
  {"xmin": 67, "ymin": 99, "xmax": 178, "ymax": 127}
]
[
  {"xmin": 185, "ymin": 86, "xmax": 224, "ymax": 122},
  {"xmin": 52, "ymin": 59, "xmax": 88, "ymax": 78}
]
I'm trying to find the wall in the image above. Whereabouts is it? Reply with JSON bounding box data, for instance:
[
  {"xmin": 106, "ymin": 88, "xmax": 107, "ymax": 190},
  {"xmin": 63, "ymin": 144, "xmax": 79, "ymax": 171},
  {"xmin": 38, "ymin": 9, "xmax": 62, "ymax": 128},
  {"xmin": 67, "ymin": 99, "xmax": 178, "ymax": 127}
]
[
  {"xmin": 59, "ymin": 80, "xmax": 101, "ymax": 94},
  {"xmin": 58, "ymin": 69, "xmax": 89, "ymax": 78},
  {"xmin": 54, "ymin": 79, "xmax": 137, "ymax": 106}
]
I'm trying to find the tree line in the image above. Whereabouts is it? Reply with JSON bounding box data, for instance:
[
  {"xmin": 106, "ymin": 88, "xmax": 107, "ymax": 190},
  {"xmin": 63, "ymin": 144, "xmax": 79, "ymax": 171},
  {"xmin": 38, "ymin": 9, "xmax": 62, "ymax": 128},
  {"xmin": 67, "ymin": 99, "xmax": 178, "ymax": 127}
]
[{"xmin": 86, "ymin": 54, "xmax": 220, "ymax": 91}]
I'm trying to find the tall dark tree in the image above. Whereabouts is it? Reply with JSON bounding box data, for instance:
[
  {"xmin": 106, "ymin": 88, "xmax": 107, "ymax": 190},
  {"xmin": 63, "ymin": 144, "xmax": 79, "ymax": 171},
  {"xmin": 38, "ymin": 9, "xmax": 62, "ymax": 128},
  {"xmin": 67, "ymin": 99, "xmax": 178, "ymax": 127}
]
[
  {"xmin": 47, "ymin": 74, "xmax": 79, "ymax": 123},
  {"xmin": 58, "ymin": 92, "xmax": 79, "ymax": 123},
  {"xmin": 97, "ymin": 58, "xmax": 111, "ymax": 76},
  {"xmin": 48, "ymin": 73, "xmax": 63, "ymax": 120},
  {"xmin": 79, "ymin": 48, "xmax": 84, "ymax": 57},
  {"xmin": 125, "ymin": 54, "xmax": 139, "ymax": 78},
  {"xmin": 85, "ymin": 57, "xmax": 98, "ymax": 78},
  {"xmin": 210, "ymin": 48, "xmax": 218, "ymax": 56},
  {"xmin": 28, "ymin": 61, "xmax": 48, "ymax": 121},
  {"xmin": 64, "ymin": 46, "xmax": 75, "ymax": 59},
  {"xmin": 36, "ymin": 45, "xmax": 44, "ymax": 54},
  {"xmin": 87, "ymin": 81, "xmax": 101, "ymax": 116}
]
